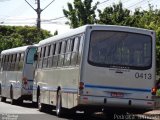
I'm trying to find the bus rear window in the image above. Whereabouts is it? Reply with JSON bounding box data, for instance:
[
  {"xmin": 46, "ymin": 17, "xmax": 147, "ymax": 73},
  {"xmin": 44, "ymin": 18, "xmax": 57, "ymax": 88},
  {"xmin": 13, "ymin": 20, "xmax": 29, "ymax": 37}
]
[
  {"xmin": 88, "ymin": 31, "xmax": 152, "ymax": 70},
  {"xmin": 26, "ymin": 47, "xmax": 37, "ymax": 64}
]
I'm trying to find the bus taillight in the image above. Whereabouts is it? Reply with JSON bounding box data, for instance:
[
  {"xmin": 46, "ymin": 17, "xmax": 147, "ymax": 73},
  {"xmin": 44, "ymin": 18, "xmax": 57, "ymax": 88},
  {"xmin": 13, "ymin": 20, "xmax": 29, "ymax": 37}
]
[
  {"xmin": 22, "ymin": 77, "xmax": 28, "ymax": 85},
  {"xmin": 79, "ymin": 82, "xmax": 84, "ymax": 90},
  {"xmin": 151, "ymin": 87, "xmax": 157, "ymax": 95}
]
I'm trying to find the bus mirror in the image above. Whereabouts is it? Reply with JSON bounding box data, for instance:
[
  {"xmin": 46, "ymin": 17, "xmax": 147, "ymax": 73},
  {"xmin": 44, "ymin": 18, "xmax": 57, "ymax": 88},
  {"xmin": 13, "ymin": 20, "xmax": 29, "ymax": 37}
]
[{"xmin": 34, "ymin": 54, "xmax": 38, "ymax": 61}]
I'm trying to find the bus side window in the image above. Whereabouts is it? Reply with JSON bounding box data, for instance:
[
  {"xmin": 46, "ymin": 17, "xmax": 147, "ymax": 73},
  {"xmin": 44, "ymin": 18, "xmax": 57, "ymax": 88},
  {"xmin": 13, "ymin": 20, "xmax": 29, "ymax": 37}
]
[
  {"xmin": 64, "ymin": 39, "xmax": 71, "ymax": 66},
  {"xmin": 2, "ymin": 56, "xmax": 5, "ymax": 71},
  {"xmin": 53, "ymin": 43, "xmax": 59, "ymax": 67},
  {"xmin": 58, "ymin": 41, "xmax": 66, "ymax": 67},
  {"xmin": 50, "ymin": 43, "xmax": 56, "ymax": 67},
  {"xmin": 15, "ymin": 53, "xmax": 19, "ymax": 71},
  {"xmin": 15, "ymin": 54, "xmax": 17, "ymax": 70},
  {"xmin": 9, "ymin": 54, "xmax": 13, "ymax": 71},
  {"xmin": 47, "ymin": 44, "xmax": 52, "ymax": 68},
  {"xmin": 45, "ymin": 45, "xmax": 50, "ymax": 68},
  {"xmin": 42, "ymin": 46, "xmax": 47, "ymax": 68},
  {"xmin": 71, "ymin": 37, "xmax": 80, "ymax": 66},
  {"xmin": 47, "ymin": 44, "xmax": 51, "ymax": 68},
  {"xmin": 2, "ymin": 55, "xmax": 5, "ymax": 71},
  {"xmin": 3, "ymin": 55, "xmax": 7, "ymax": 70},
  {"xmin": 11, "ymin": 54, "xmax": 14, "ymax": 71},
  {"xmin": 77, "ymin": 34, "xmax": 84, "ymax": 65},
  {"xmin": 57, "ymin": 42, "xmax": 62, "ymax": 67},
  {"xmin": 13, "ymin": 54, "xmax": 17, "ymax": 71},
  {"xmin": 43, "ymin": 46, "xmax": 49, "ymax": 68},
  {"xmin": 19, "ymin": 53, "xmax": 24, "ymax": 71},
  {"xmin": 38, "ymin": 47, "xmax": 42, "ymax": 69},
  {"xmin": 17, "ymin": 53, "xmax": 21, "ymax": 70},
  {"xmin": 7, "ymin": 55, "xmax": 10, "ymax": 71}
]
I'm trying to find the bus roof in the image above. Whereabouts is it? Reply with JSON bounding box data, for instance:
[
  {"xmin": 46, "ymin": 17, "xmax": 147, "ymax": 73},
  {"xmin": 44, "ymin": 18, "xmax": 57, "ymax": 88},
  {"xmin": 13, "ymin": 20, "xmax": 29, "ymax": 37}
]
[
  {"xmin": 1, "ymin": 45, "xmax": 36, "ymax": 55},
  {"xmin": 38, "ymin": 25, "xmax": 87, "ymax": 46},
  {"xmin": 38, "ymin": 24, "xmax": 155, "ymax": 46}
]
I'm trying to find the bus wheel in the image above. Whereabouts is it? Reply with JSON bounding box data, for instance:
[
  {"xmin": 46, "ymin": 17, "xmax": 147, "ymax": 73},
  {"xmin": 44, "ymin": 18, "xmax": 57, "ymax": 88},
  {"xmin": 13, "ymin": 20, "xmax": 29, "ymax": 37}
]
[
  {"xmin": 38, "ymin": 94, "xmax": 45, "ymax": 112},
  {"xmin": 10, "ymin": 86, "xmax": 16, "ymax": 105},
  {"xmin": 1, "ymin": 97, "xmax": 6, "ymax": 102},
  {"xmin": 17, "ymin": 99, "xmax": 23, "ymax": 106},
  {"xmin": 56, "ymin": 90, "xmax": 64, "ymax": 117}
]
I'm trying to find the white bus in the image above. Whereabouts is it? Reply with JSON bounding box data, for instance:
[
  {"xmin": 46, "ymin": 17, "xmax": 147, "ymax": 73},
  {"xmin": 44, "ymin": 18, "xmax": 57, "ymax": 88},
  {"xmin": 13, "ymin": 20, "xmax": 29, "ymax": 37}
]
[
  {"xmin": 33, "ymin": 25, "xmax": 156, "ymax": 116},
  {"xmin": 0, "ymin": 55, "xmax": 2, "ymax": 96},
  {"xmin": 0, "ymin": 45, "xmax": 37, "ymax": 105}
]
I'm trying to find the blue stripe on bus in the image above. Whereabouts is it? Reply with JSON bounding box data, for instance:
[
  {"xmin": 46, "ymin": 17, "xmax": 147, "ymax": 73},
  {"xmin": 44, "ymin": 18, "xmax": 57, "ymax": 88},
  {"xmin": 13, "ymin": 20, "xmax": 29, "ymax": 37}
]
[
  {"xmin": 41, "ymin": 86, "xmax": 57, "ymax": 91},
  {"xmin": 40, "ymin": 86, "xmax": 78, "ymax": 93},
  {"xmin": 62, "ymin": 87, "xmax": 78, "ymax": 93},
  {"xmin": 85, "ymin": 84, "xmax": 151, "ymax": 92}
]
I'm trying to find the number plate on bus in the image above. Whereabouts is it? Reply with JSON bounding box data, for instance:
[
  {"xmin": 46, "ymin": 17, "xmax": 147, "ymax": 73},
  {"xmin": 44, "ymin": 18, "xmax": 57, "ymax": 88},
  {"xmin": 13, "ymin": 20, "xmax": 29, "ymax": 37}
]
[{"xmin": 111, "ymin": 92, "xmax": 124, "ymax": 97}]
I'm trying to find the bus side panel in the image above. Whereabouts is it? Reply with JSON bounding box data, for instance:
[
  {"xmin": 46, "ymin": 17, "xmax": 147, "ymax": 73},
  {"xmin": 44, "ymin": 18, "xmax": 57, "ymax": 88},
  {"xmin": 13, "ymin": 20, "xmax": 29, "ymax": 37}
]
[
  {"xmin": 4, "ymin": 71, "xmax": 21, "ymax": 99},
  {"xmin": 16, "ymin": 71, "xmax": 23, "ymax": 98},
  {"xmin": 0, "ymin": 57, "xmax": 1, "ymax": 95},
  {"xmin": 36, "ymin": 67, "xmax": 79, "ymax": 109},
  {"xmin": 22, "ymin": 64, "xmax": 35, "ymax": 96},
  {"xmin": 1, "ymin": 71, "xmax": 7, "ymax": 98}
]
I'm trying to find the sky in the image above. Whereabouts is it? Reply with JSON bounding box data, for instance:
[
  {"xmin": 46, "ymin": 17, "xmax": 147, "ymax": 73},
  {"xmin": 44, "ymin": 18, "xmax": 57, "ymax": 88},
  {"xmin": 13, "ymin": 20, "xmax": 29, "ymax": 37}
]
[{"xmin": 0, "ymin": 0, "xmax": 160, "ymax": 35}]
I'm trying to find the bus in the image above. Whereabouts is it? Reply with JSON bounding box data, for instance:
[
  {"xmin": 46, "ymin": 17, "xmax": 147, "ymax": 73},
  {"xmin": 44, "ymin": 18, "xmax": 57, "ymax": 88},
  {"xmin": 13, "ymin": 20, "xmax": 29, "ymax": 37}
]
[
  {"xmin": 33, "ymin": 25, "xmax": 156, "ymax": 116},
  {"xmin": 0, "ymin": 45, "xmax": 37, "ymax": 105},
  {"xmin": 0, "ymin": 55, "xmax": 2, "ymax": 96}
]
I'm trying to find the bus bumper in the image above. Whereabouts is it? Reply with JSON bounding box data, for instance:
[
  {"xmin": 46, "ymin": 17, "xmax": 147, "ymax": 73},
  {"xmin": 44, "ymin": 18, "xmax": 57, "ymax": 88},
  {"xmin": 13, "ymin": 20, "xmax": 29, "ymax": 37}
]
[{"xmin": 78, "ymin": 95, "xmax": 155, "ymax": 111}]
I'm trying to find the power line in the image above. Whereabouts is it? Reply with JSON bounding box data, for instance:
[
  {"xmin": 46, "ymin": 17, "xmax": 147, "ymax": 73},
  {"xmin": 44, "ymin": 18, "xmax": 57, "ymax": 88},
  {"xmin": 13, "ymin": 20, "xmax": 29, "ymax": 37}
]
[
  {"xmin": 1, "ymin": 0, "xmax": 157, "ymax": 26},
  {"xmin": 98, "ymin": 0, "xmax": 110, "ymax": 5},
  {"xmin": 127, "ymin": 0, "xmax": 148, "ymax": 9},
  {"xmin": 41, "ymin": 0, "xmax": 113, "ymax": 22},
  {"xmin": 0, "ymin": 0, "xmax": 11, "ymax": 2},
  {"xmin": 24, "ymin": 0, "xmax": 56, "ymax": 30}
]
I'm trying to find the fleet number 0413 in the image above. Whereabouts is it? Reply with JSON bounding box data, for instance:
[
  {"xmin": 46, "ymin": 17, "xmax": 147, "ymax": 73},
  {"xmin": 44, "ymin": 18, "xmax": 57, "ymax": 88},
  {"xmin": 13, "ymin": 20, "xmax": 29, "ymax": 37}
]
[{"xmin": 135, "ymin": 72, "xmax": 152, "ymax": 80}]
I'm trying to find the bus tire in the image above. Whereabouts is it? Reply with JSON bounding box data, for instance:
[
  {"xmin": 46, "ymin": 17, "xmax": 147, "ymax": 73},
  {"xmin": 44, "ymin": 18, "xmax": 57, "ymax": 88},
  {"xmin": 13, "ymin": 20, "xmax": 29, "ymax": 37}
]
[
  {"xmin": 38, "ymin": 94, "xmax": 45, "ymax": 112},
  {"xmin": 10, "ymin": 85, "xmax": 16, "ymax": 105},
  {"xmin": 84, "ymin": 109, "xmax": 94, "ymax": 116},
  {"xmin": 17, "ymin": 99, "xmax": 23, "ymax": 106},
  {"xmin": 1, "ymin": 97, "xmax": 6, "ymax": 102},
  {"xmin": 56, "ymin": 90, "xmax": 64, "ymax": 117},
  {"xmin": 35, "ymin": 87, "xmax": 40, "ymax": 107}
]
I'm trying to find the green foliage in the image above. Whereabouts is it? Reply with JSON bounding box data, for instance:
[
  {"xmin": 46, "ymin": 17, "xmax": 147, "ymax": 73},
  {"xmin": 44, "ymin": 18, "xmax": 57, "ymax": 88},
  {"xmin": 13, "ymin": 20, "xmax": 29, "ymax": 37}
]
[
  {"xmin": 54, "ymin": 30, "xmax": 58, "ymax": 35},
  {"xmin": 0, "ymin": 25, "xmax": 52, "ymax": 52},
  {"xmin": 63, "ymin": 0, "xmax": 99, "ymax": 28},
  {"xmin": 98, "ymin": 2, "xmax": 132, "ymax": 26}
]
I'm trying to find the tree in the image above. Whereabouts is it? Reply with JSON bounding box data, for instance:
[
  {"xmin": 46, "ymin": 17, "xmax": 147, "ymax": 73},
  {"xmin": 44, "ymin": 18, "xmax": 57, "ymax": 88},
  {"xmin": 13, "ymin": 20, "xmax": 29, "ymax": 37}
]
[
  {"xmin": 0, "ymin": 25, "xmax": 52, "ymax": 52},
  {"xmin": 98, "ymin": 2, "xmax": 132, "ymax": 26},
  {"xmin": 131, "ymin": 6, "xmax": 160, "ymax": 74},
  {"xmin": 63, "ymin": 0, "xmax": 99, "ymax": 28},
  {"xmin": 54, "ymin": 30, "xmax": 58, "ymax": 35}
]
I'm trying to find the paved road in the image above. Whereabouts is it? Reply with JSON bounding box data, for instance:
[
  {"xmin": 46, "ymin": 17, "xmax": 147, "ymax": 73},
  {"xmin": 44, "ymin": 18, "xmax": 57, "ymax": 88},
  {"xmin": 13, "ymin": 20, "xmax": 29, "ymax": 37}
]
[
  {"xmin": 0, "ymin": 99, "xmax": 158, "ymax": 120},
  {"xmin": 0, "ymin": 100, "xmax": 64, "ymax": 120},
  {"xmin": 0, "ymin": 99, "xmax": 108, "ymax": 120}
]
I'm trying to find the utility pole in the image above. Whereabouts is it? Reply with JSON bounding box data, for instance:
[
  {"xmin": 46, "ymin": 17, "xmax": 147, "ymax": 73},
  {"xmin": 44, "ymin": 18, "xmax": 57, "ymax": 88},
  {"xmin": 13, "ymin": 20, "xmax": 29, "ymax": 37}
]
[
  {"xmin": 25, "ymin": 0, "xmax": 55, "ymax": 31},
  {"xmin": 37, "ymin": 0, "xmax": 41, "ymax": 30}
]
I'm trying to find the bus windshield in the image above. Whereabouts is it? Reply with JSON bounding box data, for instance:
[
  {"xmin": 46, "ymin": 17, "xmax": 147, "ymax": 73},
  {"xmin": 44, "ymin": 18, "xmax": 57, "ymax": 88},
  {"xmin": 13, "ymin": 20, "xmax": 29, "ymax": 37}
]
[
  {"xmin": 88, "ymin": 31, "xmax": 152, "ymax": 70},
  {"xmin": 26, "ymin": 47, "xmax": 37, "ymax": 64}
]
